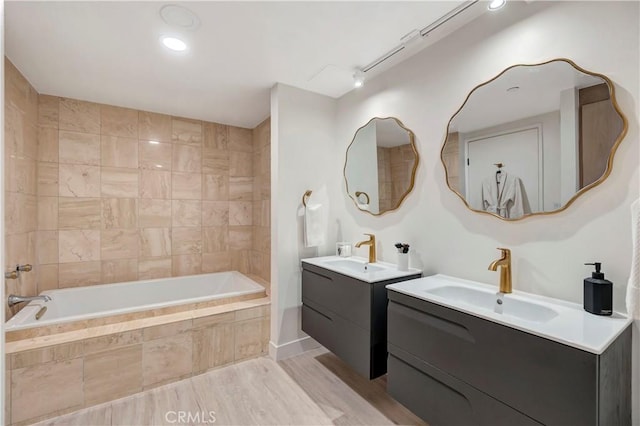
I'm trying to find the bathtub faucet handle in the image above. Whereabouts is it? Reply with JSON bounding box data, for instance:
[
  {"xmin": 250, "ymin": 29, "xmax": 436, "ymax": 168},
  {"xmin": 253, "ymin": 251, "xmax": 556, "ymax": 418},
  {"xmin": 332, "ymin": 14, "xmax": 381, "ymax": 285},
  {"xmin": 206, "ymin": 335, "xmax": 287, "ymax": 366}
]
[
  {"xmin": 4, "ymin": 271, "xmax": 18, "ymax": 280},
  {"xmin": 17, "ymin": 264, "xmax": 32, "ymax": 273}
]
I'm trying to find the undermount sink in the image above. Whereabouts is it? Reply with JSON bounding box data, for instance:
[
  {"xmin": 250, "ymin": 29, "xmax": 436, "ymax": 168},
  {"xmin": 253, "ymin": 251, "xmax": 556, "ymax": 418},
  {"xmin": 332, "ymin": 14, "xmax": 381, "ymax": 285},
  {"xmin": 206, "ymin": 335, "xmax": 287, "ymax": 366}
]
[
  {"xmin": 424, "ymin": 285, "xmax": 558, "ymax": 324},
  {"xmin": 301, "ymin": 256, "xmax": 422, "ymax": 283}
]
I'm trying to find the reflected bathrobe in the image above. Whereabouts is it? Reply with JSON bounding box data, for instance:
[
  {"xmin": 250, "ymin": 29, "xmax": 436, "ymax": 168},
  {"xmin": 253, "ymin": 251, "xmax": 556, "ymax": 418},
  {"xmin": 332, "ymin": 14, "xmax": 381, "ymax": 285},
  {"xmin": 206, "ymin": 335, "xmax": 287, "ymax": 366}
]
[{"xmin": 481, "ymin": 172, "xmax": 527, "ymax": 219}]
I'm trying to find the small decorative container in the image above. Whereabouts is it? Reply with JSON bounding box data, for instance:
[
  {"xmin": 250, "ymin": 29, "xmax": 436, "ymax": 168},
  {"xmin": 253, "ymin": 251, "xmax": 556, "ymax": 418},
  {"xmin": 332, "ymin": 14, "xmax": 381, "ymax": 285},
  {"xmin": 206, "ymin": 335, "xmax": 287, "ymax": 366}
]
[
  {"xmin": 397, "ymin": 253, "xmax": 409, "ymax": 271},
  {"xmin": 336, "ymin": 242, "xmax": 352, "ymax": 257}
]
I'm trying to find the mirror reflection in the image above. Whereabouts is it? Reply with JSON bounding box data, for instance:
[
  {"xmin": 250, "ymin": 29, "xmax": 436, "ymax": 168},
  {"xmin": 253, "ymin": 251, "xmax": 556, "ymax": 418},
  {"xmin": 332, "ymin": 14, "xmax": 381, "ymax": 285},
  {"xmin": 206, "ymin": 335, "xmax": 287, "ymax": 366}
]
[
  {"xmin": 344, "ymin": 117, "xmax": 418, "ymax": 215},
  {"xmin": 441, "ymin": 59, "xmax": 627, "ymax": 220}
]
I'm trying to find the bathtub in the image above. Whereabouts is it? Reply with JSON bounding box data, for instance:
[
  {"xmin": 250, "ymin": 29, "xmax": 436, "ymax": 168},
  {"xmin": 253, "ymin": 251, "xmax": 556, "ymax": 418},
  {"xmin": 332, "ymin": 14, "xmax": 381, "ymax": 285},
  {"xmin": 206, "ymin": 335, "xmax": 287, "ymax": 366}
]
[
  {"xmin": 5, "ymin": 271, "xmax": 270, "ymax": 425},
  {"xmin": 5, "ymin": 271, "xmax": 266, "ymax": 332}
]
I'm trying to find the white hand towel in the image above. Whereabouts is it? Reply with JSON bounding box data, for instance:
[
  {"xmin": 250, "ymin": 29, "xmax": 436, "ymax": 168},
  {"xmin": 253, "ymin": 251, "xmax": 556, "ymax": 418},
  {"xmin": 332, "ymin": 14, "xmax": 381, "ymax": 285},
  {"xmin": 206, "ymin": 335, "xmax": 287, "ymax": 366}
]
[
  {"xmin": 304, "ymin": 203, "xmax": 325, "ymax": 247},
  {"xmin": 627, "ymin": 198, "xmax": 640, "ymax": 318}
]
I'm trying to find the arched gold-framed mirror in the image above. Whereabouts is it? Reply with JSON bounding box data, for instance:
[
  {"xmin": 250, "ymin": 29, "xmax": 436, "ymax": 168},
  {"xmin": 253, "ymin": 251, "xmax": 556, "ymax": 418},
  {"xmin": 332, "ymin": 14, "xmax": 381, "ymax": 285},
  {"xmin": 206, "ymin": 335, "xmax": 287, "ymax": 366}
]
[
  {"xmin": 344, "ymin": 117, "xmax": 419, "ymax": 216},
  {"xmin": 441, "ymin": 58, "xmax": 627, "ymax": 221}
]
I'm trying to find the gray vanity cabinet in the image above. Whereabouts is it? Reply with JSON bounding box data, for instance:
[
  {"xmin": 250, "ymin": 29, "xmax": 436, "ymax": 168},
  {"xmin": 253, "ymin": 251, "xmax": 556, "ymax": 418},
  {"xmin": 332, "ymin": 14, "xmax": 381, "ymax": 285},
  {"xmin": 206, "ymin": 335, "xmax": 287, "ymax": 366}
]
[
  {"xmin": 301, "ymin": 262, "xmax": 420, "ymax": 379},
  {"xmin": 387, "ymin": 290, "xmax": 632, "ymax": 426}
]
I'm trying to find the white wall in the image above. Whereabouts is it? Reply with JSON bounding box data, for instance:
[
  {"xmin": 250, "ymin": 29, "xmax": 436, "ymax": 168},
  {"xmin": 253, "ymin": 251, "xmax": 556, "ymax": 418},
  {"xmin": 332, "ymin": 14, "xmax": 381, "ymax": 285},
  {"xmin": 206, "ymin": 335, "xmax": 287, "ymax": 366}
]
[
  {"xmin": 270, "ymin": 83, "xmax": 337, "ymax": 360},
  {"xmin": 273, "ymin": 0, "xmax": 639, "ymax": 419}
]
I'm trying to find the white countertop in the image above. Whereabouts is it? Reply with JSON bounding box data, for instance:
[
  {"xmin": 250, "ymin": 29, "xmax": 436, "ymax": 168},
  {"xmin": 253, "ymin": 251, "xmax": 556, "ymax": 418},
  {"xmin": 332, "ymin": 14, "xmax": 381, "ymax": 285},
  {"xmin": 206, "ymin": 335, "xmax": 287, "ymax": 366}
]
[
  {"xmin": 387, "ymin": 274, "xmax": 632, "ymax": 355},
  {"xmin": 301, "ymin": 256, "xmax": 422, "ymax": 283}
]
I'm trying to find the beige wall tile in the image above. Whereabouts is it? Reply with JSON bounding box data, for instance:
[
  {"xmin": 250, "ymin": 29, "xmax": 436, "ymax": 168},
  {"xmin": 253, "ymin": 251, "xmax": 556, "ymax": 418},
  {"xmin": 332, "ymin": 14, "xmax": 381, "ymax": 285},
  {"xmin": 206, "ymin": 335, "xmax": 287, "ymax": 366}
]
[
  {"xmin": 5, "ymin": 193, "xmax": 36, "ymax": 236},
  {"xmin": 172, "ymin": 254, "xmax": 202, "ymax": 276},
  {"xmin": 59, "ymin": 261, "xmax": 102, "ymax": 287},
  {"xmin": 38, "ymin": 127, "xmax": 59, "ymax": 162},
  {"xmin": 202, "ymin": 201, "xmax": 229, "ymax": 227},
  {"xmin": 138, "ymin": 257, "xmax": 172, "ymax": 280},
  {"xmin": 203, "ymin": 227, "xmax": 229, "ymax": 253},
  {"xmin": 38, "ymin": 95, "xmax": 59, "ymax": 128},
  {"xmin": 235, "ymin": 305, "xmax": 268, "ymax": 322},
  {"xmin": 101, "ymin": 105, "xmax": 138, "ymax": 138},
  {"xmin": 228, "ymin": 126, "xmax": 253, "ymax": 153},
  {"xmin": 85, "ymin": 345, "xmax": 143, "ymax": 405},
  {"xmin": 83, "ymin": 330, "xmax": 143, "ymax": 355},
  {"xmin": 229, "ymin": 226, "xmax": 252, "ymax": 250},
  {"xmin": 58, "ymin": 230, "xmax": 100, "ymax": 263},
  {"xmin": 234, "ymin": 318, "xmax": 264, "ymax": 361},
  {"xmin": 11, "ymin": 358, "xmax": 84, "ymax": 424},
  {"xmin": 59, "ymin": 131, "xmax": 101, "ymax": 165},
  {"xmin": 101, "ymin": 167, "xmax": 138, "ymax": 197},
  {"xmin": 193, "ymin": 323, "xmax": 234, "ymax": 373},
  {"xmin": 202, "ymin": 147, "xmax": 229, "ymax": 174},
  {"xmin": 38, "ymin": 162, "xmax": 59, "ymax": 196},
  {"xmin": 37, "ymin": 231, "xmax": 58, "ymax": 264},
  {"xmin": 138, "ymin": 111, "xmax": 171, "ymax": 142},
  {"xmin": 59, "ymin": 164, "xmax": 100, "ymax": 197},
  {"xmin": 202, "ymin": 252, "xmax": 231, "ymax": 273},
  {"xmin": 138, "ymin": 199, "xmax": 172, "ymax": 227},
  {"xmin": 6, "ymin": 156, "xmax": 37, "ymax": 194},
  {"xmin": 101, "ymin": 136, "xmax": 138, "ymax": 168},
  {"xmin": 5, "ymin": 105, "xmax": 33, "ymax": 160},
  {"xmin": 229, "ymin": 201, "xmax": 252, "ymax": 226},
  {"xmin": 139, "ymin": 228, "xmax": 171, "ymax": 257},
  {"xmin": 229, "ymin": 177, "xmax": 253, "ymax": 201},
  {"xmin": 253, "ymin": 200, "xmax": 270, "ymax": 228},
  {"xmin": 192, "ymin": 311, "xmax": 235, "ymax": 328},
  {"xmin": 202, "ymin": 174, "xmax": 229, "ymax": 201},
  {"xmin": 172, "ymin": 172, "xmax": 202, "ymax": 200},
  {"xmin": 230, "ymin": 250, "xmax": 250, "ymax": 274},
  {"xmin": 143, "ymin": 319, "xmax": 192, "ymax": 341},
  {"xmin": 139, "ymin": 170, "xmax": 171, "ymax": 199},
  {"xmin": 172, "ymin": 144, "xmax": 202, "ymax": 172},
  {"xmin": 172, "ymin": 227, "xmax": 202, "ymax": 255},
  {"xmin": 253, "ymin": 226, "xmax": 271, "ymax": 254},
  {"xmin": 203, "ymin": 122, "xmax": 228, "ymax": 150},
  {"xmin": 139, "ymin": 140, "xmax": 172, "ymax": 170},
  {"xmin": 59, "ymin": 197, "xmax": 101, "ymax": 230},
  {"xmin": 10, "ymin": 347, "xmax": 54, "ymax": 369},
  {"xmin": 172, "ymin": 200, "xmax": 201, "ymax": 227},
  {"xmin": 38, "ymin": 264, "xmax": 59, "ymax": 292},
  {"xmin": 102, "ymin": 198, "xmax": 138, "ymax": 229},
  {"xmin": 102, "ymin": 258, "xmax": 138, "ymax": 284},
  {"xmin": 101, "ymin": 229, "xmax": 139, "ymax": 260},
  {"xmin": 142, "ymin": 332, "xmax": 193, "ymax": 387},
  {"xmin": 59, "ymin": 98, "xmax": 100, "ymax": 134},
  {"xmin": 229, "ymin": 151, "xmax": 253, "ymax": 177},
  {"xmin": 172, "ymin": 117, "xmax": 202, "ymax": 145}
]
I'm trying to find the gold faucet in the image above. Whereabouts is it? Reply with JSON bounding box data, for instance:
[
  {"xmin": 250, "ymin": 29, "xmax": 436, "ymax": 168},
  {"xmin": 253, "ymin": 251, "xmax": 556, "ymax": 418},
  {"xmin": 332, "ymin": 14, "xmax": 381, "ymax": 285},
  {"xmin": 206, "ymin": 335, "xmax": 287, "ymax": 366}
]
[
  {"xmin": 355, "ymin": 233, "xmax": 376, "ymax": 263},
  {"xmin": 488, "ymin": 247, "xmax": 512, "ymax": 293}
]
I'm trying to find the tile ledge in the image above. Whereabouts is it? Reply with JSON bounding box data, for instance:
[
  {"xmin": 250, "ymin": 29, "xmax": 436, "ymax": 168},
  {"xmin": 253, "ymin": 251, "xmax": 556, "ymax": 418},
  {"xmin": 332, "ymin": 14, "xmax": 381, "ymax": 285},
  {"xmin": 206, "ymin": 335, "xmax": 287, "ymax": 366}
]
[{"xmin": 6, "ymin": 297, "xmax": 271, "ymax": 354}]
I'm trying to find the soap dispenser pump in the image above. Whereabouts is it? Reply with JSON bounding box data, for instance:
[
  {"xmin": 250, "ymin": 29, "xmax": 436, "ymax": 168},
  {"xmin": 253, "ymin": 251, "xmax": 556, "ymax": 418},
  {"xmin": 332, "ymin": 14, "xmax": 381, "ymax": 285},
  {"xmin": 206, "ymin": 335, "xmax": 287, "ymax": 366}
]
[{"xmin": 583, "ymin": 262, "xmax": 613, "ymax": 316}]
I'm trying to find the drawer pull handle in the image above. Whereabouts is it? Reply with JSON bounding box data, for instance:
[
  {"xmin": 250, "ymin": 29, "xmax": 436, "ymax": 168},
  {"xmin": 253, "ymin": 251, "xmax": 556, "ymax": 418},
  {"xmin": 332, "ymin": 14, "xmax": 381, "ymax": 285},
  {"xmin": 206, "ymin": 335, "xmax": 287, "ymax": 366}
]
[
  {"xmin": 304, "ymin": 303, "xmax": 333, "ymax": 321},
  {"xmin": 390, "ymin": 302, "xmax": 476, "ymax": 343}
]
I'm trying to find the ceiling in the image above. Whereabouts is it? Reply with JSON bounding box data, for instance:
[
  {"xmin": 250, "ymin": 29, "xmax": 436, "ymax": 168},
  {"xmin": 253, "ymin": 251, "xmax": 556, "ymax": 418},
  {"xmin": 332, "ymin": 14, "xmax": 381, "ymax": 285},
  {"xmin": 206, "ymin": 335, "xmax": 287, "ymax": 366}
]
[{"xmin": 5, "ymin": 1, "xmax": 486, "ymax": 128}]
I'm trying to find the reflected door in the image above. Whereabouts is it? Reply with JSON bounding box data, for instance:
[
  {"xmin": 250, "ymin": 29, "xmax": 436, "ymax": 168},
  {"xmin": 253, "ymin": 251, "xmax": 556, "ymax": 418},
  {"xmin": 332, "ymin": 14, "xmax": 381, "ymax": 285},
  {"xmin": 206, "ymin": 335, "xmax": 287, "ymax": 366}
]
[{"xmin": 466, "ymin": 127, "xmax": 542, "ymax": 213}]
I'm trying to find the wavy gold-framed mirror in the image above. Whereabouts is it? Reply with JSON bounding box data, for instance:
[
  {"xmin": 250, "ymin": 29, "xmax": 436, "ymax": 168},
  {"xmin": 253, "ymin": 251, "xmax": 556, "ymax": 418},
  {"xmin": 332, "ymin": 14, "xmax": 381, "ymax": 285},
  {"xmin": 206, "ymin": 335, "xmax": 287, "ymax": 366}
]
[
  {"xmin": 344, "ymin": 117, "xmax": 419, "ymax": 216},
  {"xmin": 441, "ymin": 58, "xmax": 627, "ymax": 221}
]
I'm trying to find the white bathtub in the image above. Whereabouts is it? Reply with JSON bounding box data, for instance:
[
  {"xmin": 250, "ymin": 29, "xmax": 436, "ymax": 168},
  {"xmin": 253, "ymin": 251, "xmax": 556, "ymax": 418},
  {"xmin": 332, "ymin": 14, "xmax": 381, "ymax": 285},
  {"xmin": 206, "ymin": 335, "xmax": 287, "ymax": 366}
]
[{"xmin": 5, "ymin": 271, "xmax": 265, "ymax": 331}]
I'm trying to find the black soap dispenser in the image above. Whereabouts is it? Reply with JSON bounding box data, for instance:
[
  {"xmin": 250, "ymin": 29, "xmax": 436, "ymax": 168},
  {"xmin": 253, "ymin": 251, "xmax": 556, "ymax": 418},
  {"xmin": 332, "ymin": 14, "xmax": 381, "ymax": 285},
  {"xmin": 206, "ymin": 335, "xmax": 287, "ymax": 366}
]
[{"xmin": 583, "ymin": 262, "xmax": 613, "ymax": 316}]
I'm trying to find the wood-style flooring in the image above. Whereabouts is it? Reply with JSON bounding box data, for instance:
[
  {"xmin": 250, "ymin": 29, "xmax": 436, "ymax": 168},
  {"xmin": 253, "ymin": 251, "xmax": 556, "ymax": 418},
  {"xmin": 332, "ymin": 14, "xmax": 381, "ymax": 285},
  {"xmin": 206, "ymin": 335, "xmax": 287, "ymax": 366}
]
[{"xmin": 32, "ymin": 348, "xmax": 425, "ymax": 426}]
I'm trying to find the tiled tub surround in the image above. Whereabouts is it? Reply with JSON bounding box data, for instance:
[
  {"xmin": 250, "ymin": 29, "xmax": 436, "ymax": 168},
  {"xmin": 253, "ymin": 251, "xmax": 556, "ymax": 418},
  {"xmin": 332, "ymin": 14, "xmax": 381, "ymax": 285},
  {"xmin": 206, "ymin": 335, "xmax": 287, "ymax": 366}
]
[
  {"xmin": 5, "ymin": 297, "xmax": 271, "ymax": 426},
  {"xmin": 4, "ymin": 58, "xmax": 272, "ymax": 318},
  {"xmin": 5, "ymin": 271, "xmax": 266, "ymax": 336}
]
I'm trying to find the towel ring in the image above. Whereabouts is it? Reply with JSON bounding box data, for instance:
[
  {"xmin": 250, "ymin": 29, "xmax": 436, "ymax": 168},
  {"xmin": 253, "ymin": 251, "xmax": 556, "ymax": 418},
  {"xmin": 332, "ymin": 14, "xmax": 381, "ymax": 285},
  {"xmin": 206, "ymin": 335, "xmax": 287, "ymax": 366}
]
[
  {"xmin": 302, "ymin": 190, "xmax": 312, "ymax": 207},
  {"xmin": 355, "ymin": 191, "xmax": 370, "ymax": 205}
]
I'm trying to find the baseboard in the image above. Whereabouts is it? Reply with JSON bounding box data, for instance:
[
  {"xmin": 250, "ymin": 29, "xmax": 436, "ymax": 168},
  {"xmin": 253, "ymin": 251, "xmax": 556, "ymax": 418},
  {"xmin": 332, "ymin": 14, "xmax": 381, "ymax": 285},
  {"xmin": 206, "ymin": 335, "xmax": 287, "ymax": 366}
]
[{"xmin": 269, "ymin": 336, "xmax": 321, "ymax": 361}]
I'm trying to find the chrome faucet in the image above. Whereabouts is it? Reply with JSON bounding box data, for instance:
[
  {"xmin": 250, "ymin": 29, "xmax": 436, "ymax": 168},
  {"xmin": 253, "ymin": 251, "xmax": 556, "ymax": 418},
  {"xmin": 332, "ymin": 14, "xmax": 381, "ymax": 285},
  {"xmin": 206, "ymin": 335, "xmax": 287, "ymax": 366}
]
[
  {"xmin": 8, "ymin": 294, "xmax": 51, "ymax": 307},
  {"xmin": 488, "ymin": 248, "xmax": 512, "ymax": 293},
  {"xmin": 355, "ymin": 233, "xmax": 376, "ymax": 263}
]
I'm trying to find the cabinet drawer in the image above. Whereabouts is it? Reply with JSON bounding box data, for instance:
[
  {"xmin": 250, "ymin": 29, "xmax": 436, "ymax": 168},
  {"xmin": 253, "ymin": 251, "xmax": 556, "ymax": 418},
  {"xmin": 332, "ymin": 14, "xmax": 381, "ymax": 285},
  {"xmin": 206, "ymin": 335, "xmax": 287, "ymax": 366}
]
[
  {"xmin": 388, "ymin": 347, "xmax": 542, "ymax": 426},
  {"xmin": 388, "ymin": 292, "xmax": 597, "ymax": 425},
  {"xmin": 302, "ymin": 267, "xmax": 370, "ymax": 329},
  {"xmin": 302, "ymin": 303, "xmax": 371, "ymax": 378}
]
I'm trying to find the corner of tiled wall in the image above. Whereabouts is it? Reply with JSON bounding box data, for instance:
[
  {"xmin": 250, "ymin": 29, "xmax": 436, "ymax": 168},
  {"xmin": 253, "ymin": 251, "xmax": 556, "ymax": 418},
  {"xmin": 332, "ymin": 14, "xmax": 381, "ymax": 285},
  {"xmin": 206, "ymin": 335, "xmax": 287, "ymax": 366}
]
[{"xmin": 5, "ymin": 57, "xmax": 272, "ymax": 318}]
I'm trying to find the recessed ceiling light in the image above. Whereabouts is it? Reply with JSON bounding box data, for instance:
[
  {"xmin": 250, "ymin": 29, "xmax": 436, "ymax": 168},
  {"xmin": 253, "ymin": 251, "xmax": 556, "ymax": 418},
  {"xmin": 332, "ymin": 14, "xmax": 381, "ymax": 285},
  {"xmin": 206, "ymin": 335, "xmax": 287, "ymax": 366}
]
[
  {"xmin": 148, "ymin": 140, "xmax": 160, "ymax": 145},
  {"xmin": 160, "ymin": 4, "xmax": 200, "ymax": 31},
  {"xmin": 488, "ymin": 0, "xmax": 506, "ymax": 11},
  {"xmin": 160, "ymin": 36, "xmax": 187, "ymax": 52},
  {"xmin": 155, "ymin": 164, "xmax": 163, "ymax": 168}
]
